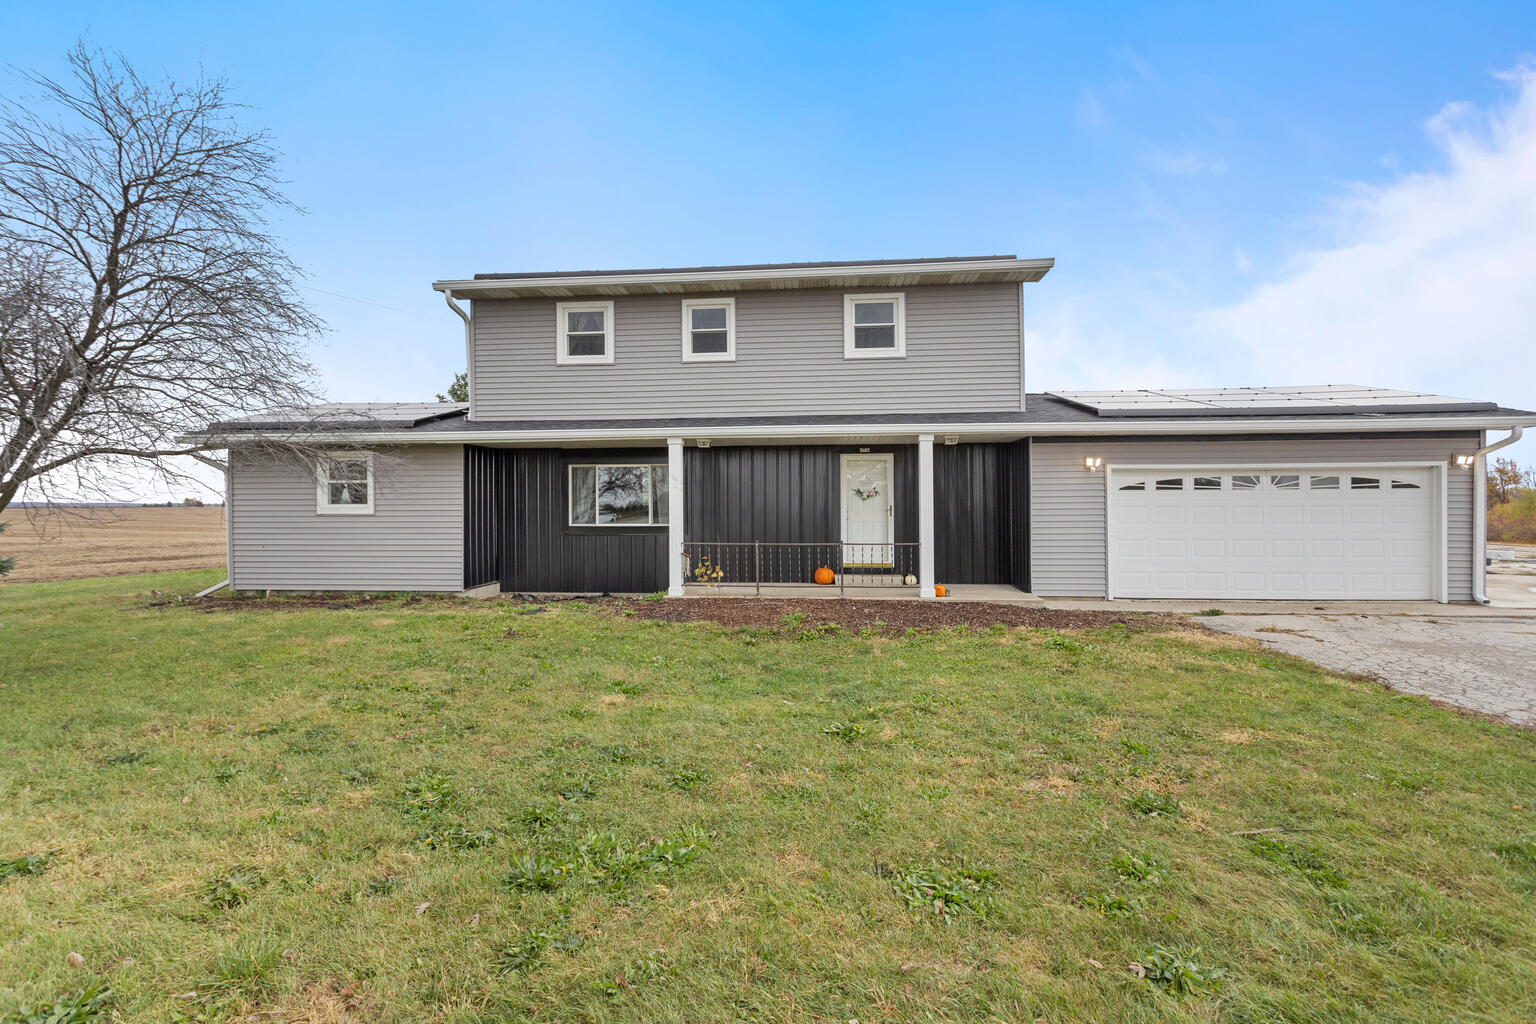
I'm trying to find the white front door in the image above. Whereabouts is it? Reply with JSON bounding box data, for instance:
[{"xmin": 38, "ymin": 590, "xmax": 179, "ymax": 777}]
[
  {"xmin": 841, "ymin": 453, "xmax": 895, "ymax": 566},
  {"xmin": 1108, "ymin": 466, "xmax": 1439, "ymax": 600}
]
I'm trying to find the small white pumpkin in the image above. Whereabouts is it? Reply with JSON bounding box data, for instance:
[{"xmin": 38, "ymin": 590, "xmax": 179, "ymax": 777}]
[{"xmin": 903, "ymin": 573, "xmax": 917, "ymax": 586}]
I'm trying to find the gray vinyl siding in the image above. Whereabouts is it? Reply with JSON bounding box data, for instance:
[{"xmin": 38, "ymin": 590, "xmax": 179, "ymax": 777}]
[
  {"xmin": 1030, "ymin": 435, "xmax": 1478, "ymax": 600},
  {"xmin": 470, "ymin": 282, "xmax": 1022, "ymax": 420},
  {"xmin": 229, "ymin": 445, "xmax": 463, "ymax": 591}
]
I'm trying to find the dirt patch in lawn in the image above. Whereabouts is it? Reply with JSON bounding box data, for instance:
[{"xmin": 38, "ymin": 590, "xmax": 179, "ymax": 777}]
[
  {"xmin": 187, "ymin": 592, "xmax": 437, "ymax": 612},
  {"xmin": 625, "ymin": 597, "xmax": 1188, "ymax": 633}
]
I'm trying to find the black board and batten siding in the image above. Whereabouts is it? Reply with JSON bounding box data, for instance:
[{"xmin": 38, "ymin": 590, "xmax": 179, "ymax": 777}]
[
  {"xmin": 462, "ymin": 445, "xmax": 503, "ymax": 589},
  {"xmin": 465, "ymin": 441, "xmax": 1030, "ymax": 593},
  {"xmin": 684, "ymin": 445, "xmax": 919, "ymax": 584},
  {"xmin": 464, "ymin": 446, "xmax": 669, "ymax": 593}
]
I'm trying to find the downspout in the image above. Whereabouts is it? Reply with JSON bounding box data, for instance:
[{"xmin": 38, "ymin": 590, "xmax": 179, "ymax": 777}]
[
  {"xmin": 195, "ymin": 456, "xmax": 233, "ymax": 598},
  {"xmin": 1018, "ymin": 282, "xmax": 1027, "ymax": 412},
  {"xmin": 1471, "ymin": 425, "xmax": 1523, "ymax": 605},
  {"xmin": 443, "ymin": 289, "xmax": 473, "ymax": 418}
]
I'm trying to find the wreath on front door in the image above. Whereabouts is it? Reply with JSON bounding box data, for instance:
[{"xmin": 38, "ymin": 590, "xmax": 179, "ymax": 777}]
[{"xmin": 852, "ymin": 484, "xmax": 880, "ymax": 500}]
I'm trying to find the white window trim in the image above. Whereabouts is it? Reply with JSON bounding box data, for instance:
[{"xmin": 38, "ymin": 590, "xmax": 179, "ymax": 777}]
[
  {"xmin": 555, "ymin": 300, "xmax": 616, "ymax": 365},
  {"xmin": 843, "ymin": 292, "xmax": 905, "ymax": 359},
  {"xmin": 315, "ymin": 450, "xmax": 375, "ymax": 515},
  {"xmin": 567, "ymin": 462, "xmax": 670, "ymax": 527},
  {"xmin": 680, "ymin": 297, "xmax": 736, "ymax": 362}
]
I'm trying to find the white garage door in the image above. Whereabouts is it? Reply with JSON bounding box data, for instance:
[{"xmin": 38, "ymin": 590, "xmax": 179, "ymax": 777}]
[{"xmin": 1108, "ymin": 467, "xmax": 1437, "ymax": 600}]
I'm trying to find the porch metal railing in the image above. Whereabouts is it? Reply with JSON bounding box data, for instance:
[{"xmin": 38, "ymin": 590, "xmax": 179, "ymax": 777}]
[{"xmin": 681, "ymin": 541, "xmax": 920, "ymax": 596}]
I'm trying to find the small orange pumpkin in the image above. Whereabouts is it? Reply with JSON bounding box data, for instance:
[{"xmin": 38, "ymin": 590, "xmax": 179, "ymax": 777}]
[
  {"xmin": 813, "ymin": 567, "xmax": 835, "ymax": 585},
  {"xmin": 934, "ymin": 584, "xmax": 947, "ymax": 597}
]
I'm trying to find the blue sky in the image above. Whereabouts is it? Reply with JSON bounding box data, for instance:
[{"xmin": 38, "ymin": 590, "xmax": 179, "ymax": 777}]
[{"xmin": 7, "ymin": 1, "xmax": 1536, "ymax": 490}]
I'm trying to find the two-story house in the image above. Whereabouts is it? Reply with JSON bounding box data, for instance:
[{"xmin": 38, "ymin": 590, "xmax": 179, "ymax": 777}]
[{"xmin": 202, "ymin": 255, "xmax": 1534, "ymax": 603}]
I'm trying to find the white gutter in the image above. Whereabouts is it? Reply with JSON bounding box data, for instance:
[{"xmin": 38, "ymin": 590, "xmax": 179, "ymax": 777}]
[
  {"xmin": 443, "ymin": 289, "xmax": 474, "ymax": 418},
  {"xmin": 189, "ymin": 414, "xmax": 1536, "ymax": 447},
  {"xmin": 1471, "ymin": 425, "xmax": 1524, "ymax": 605}
]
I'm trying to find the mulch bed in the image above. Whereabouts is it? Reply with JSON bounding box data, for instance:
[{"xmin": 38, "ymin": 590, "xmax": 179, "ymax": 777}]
[
  {"xmin": 173, "ymin": 590, "xmax": 1195, "ymax": 635},
  {"xmin": 624, "ymin": 597, "xmax": 1190, "ymax": 633}
]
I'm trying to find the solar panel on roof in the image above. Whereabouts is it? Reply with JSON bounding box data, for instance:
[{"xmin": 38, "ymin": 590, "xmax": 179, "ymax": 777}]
[
  {"xmin": 1046, "ymin": 386, "xmax": 1496, "ymax": 418},
  {"xmin": 214, "ymin": 402, "xmax": 469, "ymax": 430}
]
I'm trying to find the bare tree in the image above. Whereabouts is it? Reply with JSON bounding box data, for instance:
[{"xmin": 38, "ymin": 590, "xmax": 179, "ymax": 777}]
[{"xmin": 0, "ymin": 44, "xmax": 322, "ymax": 516}]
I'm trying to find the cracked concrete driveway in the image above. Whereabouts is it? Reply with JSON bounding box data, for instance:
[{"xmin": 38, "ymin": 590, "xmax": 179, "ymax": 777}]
[{"xmin": 1206, "ymin": 613, "xmax": 1536, "ymax": 726}]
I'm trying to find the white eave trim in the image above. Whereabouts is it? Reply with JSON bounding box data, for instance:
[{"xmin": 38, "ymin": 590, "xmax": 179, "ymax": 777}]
[
  {"xmin": 431, "ymin": 257, "xmax": 1054, "ymax": 296},
  {"xmin": 187, "ymin": 414, "xmax": 1536, "ymax": 446}
]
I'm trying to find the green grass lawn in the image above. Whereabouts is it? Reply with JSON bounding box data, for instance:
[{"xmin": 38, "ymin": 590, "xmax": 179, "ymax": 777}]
[{"xmin": 2, "ymin": 571, "xmax": 1535, "ymax": 1023}]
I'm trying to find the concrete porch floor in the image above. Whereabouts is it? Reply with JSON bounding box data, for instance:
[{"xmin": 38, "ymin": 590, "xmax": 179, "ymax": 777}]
[{"xmin": 680, "ymin": 583, "xmax": 1043, "ymax": 603}]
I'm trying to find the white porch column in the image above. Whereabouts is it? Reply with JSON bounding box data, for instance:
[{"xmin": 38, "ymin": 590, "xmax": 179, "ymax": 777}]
[
  {"xmin": 917, "ymin": 433, "xmax": 936, "ymax": 598},
  {"xmin": 667, "ymin": 437, "xmax": 686, "ymax": 596}
]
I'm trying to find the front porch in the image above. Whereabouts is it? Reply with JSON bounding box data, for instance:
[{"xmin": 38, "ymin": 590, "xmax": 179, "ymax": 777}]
[
  {"xmin": 663, "ymin": 435, "xmax": 1031, "ymax": 600},
  {"xmin": 463, "ymin": 434, "xmax": 1030, "ymax": 597}
]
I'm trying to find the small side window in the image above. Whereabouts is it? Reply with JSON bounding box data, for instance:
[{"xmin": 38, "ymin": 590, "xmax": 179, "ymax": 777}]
[
  {"xmin": 1231, "ymin": 474, "xmax": 1261, "ymax": 491},
  {"xmin": 1390, "ymin": 478, "xmax": 1422, "ymax": 490},
  {"xmin": 317, "ymin": 452, "xmax": 374, "ymax": 514},
  {"xmin": 1155, "ymin": 477, "xmax": 1184, "ymax": 491},
  {"xmin": 1351, "ymin": 475, "xmax": 1380, "ymax": 490},
  {"xmin": 1309, "ymin": 474, "xmax": 1340, "ymax": 490},
  {"xmin": 1193, "ymin": 476, "xmax": 1222, "ymax": 491},
  {"xmin": 1271, "ymin": 474, "xmax": 1300, "ymax": 491}
]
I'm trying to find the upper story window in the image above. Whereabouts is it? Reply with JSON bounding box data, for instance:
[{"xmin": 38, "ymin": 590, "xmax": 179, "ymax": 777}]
[
  {"xmin": 843, "ymin": 293, "xmax": 905, "ymax": 358},
  {"xmin": 556, "ymin": 300, "xmax": 615, "ymax": 365},
  {"xmin": 681, "ymin": 297, "xmax": 736, "ymax": 362},
  {"xmin": 316, "ymin": 451, "xmax": 373, "ymax": 515}
]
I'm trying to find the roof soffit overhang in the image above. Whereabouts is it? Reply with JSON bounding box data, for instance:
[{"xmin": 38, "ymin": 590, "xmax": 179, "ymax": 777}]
[
  {"xmin": 432, "ymin": 257, "xmax": 1054, "ymax": 300},
  {"xmin": 186, "ymin": 412, "xmax": 1535, "ymax": 448}
]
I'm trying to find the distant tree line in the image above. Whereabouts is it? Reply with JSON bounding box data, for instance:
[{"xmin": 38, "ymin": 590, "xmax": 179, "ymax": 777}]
[{"xmin": 1487, "ymin": 457, "xmax": 1536, "ymax": 544}]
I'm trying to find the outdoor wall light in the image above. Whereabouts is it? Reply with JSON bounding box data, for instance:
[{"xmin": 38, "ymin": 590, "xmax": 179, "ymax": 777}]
[
  {"xmin": 1453, "ymin": 454, "xmax": 1474, "ymax": 469},
  {"xmin": 696, "ymin": 438, "xmax": 711, "ymax": 448},
  {"xmin": 943, "ymin": 434, "xmax": 959, "ymax": 445},
  {"xmin": 1084, "ymin": 456, "xmax": 1103, "ymax": 472}
]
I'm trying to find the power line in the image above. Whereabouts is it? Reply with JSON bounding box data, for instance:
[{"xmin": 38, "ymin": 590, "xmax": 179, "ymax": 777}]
[{"xmin": 303, "ymin": 285, "xmax": 441, "ymax": 320}]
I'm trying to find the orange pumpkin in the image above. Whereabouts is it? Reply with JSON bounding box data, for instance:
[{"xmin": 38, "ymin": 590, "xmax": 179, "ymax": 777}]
[
  {"xmin": 934, "ymin": 584, "xmax": 947, "ymax": 597},
  {"xmin": 813, "ymin": 567, "xmax": 835, "ymax": 585}
]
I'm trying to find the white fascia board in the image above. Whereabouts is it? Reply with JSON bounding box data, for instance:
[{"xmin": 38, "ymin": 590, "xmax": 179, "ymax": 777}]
[
  {"xmin": 430, "ymin": 258, "xmax": 1053, "ymax": 295},
  {"xmin": 192, "ymin": 413, "xmax": 1536, "ymax": 447}
]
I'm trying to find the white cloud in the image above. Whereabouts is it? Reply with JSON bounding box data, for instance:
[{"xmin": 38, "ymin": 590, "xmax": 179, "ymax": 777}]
[
  {"xmin": 1145, "ymin": 148, "xmax": 1226, "ymax": 176},
  {"xmin": 1075, "ymin": 88, "xmax": 1108, "ymax": 132},
  {"xmin": 1027, "ymin": 292, "xmax": 1194, "ymax": 393},
  {"xmin": 1201, "ymin": 66, "xmax": 1536, "ymax": 419}
]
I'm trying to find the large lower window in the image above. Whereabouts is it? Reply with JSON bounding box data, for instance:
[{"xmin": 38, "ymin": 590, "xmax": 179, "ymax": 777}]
[
  {"xmin": 316, "ymin": 452, "xmax": 373, "ymax": 514},
  {"xmin": 569, "ymin": 464, "xmax": 669, "ymax": 525},
  {"xmin": 556, "ymin": 300, "xmax": 615, "ymax": 364},
  {"xmin": 843, "ymin": 292, "xmax": 905, "ymax": 358}
]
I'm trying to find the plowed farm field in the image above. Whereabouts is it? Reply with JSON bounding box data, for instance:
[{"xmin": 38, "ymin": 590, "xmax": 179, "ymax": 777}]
[{"xmin": 1, "ymin": 506, "xmax": 225, "ymax": 584}]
